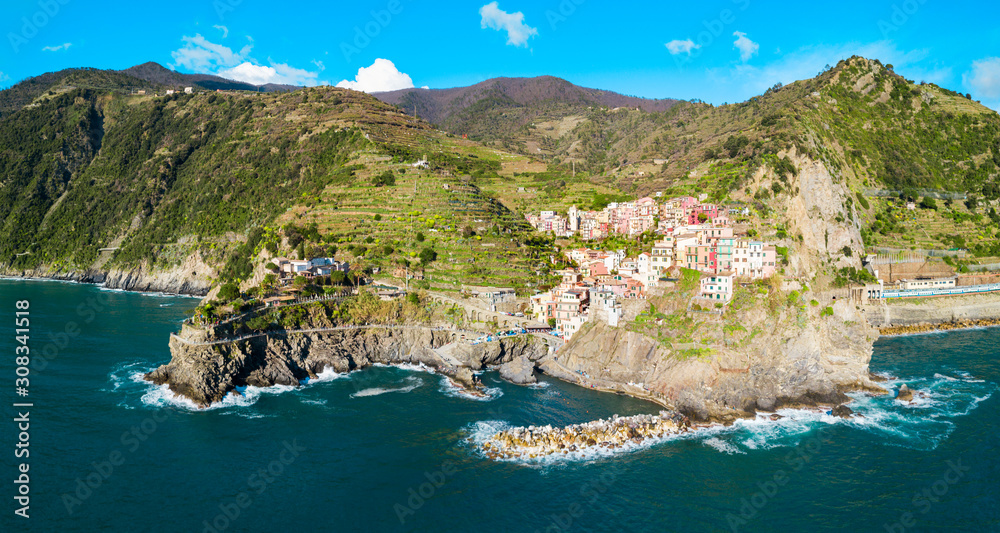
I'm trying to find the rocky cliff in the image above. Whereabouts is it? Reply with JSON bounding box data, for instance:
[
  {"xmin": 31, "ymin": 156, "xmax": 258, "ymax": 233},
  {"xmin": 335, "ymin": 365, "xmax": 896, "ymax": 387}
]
[
  {"xmin": 540, "ymin": 299, "xmax": 880, "ymax": 422},
  {"xmin": 1, "ymin": 253, "xmax": 215, "ymax": 296},
  {"xmin": 146, "ymin": 325, "xmax": 550, "ymax": 407}
]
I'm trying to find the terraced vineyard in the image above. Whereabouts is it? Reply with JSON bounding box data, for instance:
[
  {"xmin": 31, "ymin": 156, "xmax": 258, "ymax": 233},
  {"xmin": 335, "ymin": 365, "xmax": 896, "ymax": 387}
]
[{"xmin": 279, "ymin": 148, "xmax": 563, "ymax": 294}]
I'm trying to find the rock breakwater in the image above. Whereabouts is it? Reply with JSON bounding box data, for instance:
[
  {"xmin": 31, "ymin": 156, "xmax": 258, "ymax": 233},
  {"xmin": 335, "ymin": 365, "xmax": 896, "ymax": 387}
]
[
  {"xmin": 879, "ymin": 317, "xmax": 1000, "ymax": 336},
  {"xmin": 480, "ymin": 412, "xmax": 691, "ymax": 460}
]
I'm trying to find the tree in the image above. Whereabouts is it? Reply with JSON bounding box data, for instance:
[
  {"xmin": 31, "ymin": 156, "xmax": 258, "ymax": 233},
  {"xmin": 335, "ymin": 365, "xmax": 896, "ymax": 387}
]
[
  {"xmin": 919, "ymin": 197, "xmax": 938, "ymax": 210},
  {"xmin": 723, "ymin": 135, "xmax": 749, "ymax": 158},
  {"xmin": 374, "ymin": 214, "xmax": 382, "ymax": 221},
  {"xmin": 293, "ymin": 275, "xmax": 309, "ymax": 289},
  {"xmin": 419, "ymin": 247, "xmax": 437, "ymax": 266},
  {"xmin": 462, "ymin": 226, "xmax": 475, "ymax": 238},
  {"xmin": 330, "ymin": 270, "xmax": 347, "ymax": 285},
  {"xmin": 262, "ymin": 273, "xmax": 277, "ymax": 288},
  {"xmin": 265, "ymin": 262, "xmax": 278, "ymax": 272},
  {"xmin": 547, "ymin": 318, "xmax": 556, "ymax": 328},
  {"xmin": 415, "ymin": 232, "xmax": 425, "ymax": 242},
  {"xmin": 697, "ymin": 213, "xmax": 709, "ymax": 223},
  {"xmin": 218, "ymin": 282, "xmax": 240, "ymax": 302},
  {"xmin": 372, "ymin": 170, "xmax": 396, "ymax": 187}
]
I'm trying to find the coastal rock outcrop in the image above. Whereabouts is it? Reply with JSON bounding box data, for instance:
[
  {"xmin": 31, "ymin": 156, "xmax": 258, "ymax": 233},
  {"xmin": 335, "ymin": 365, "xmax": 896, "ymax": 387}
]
[
  {"xmin": 146, "ymin": 325, "xmax": 549, "ymax": 407},
  {"xmin": 543, "ymin": 299, "xmax": 881, "ymax": 422},
  {"xmin": 498, "ymin": 354, "xmax": 537, "ymax": 384},
  {"xmin": 896, "ymin": 384, "xmax": 913, "ymax": 402},
  {"xmin": 831, "ymin": 404, "xmax": 854, "ymax": 418}
]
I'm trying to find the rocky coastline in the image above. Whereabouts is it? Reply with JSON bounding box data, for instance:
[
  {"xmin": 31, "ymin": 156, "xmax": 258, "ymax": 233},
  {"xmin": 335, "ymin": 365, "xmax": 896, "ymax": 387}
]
[
  {"xmin": 878, "ymin": 317, "xmax": 1000, "ymax": 336},
  {"xmin": 145, "ymin": 324, "xmax": 551, "ymax": 407},
  {"xmin": 480, "ymin": 412, "xmax": 692, "ymax": 460},
  {"xmin": 1, "ymin": 267, "xmax": 211, "ymax": 296}
]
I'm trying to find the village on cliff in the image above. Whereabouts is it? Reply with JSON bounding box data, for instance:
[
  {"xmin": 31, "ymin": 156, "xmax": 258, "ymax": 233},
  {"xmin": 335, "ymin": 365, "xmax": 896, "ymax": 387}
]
[{"xmin": 525, "ymin": 194, "xmax": 780, "ymax": 340}]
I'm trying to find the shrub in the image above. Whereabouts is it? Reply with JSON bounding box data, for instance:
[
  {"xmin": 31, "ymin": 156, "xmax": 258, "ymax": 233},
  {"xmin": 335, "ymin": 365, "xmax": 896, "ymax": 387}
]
[
  {"xmin": 217, "ymin": 282, "xmax": 240, "ymax": 302},
  {"xmin": 821, "ymin": 306, "xmax": 834, "ymax": 317},
  {"xmin": 723, "ymin": 135, "xmax": 750, "ymax": 158},
  {"xmin": 418, "ymin": 247, "xmax": 437, "ymax": 265},
  {"xmin": 856, "ymin": 192, "xmax": 870, "ymax": 210},
  {"xmin": 372, "ymin": 170, "xmax": 396, "ymax": 187}
]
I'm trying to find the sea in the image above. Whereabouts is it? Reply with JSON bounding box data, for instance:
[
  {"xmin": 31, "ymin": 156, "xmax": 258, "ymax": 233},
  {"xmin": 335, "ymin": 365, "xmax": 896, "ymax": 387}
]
[{"xmin": 1, "ymin": 279, "xmax": 997, "ymax": 532}]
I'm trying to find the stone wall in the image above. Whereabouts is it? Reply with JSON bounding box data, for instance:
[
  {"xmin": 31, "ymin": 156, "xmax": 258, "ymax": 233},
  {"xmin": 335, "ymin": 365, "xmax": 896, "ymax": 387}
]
[{"xmin": 863, "ymin": 292, "xmax": 1000, "ymax": 327}]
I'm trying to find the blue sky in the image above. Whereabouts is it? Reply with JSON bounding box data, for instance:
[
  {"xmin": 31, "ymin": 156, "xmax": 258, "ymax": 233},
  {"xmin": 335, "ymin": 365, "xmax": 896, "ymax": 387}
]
[{"xmin": 2, "ymin": 0, "xmax": 1000, "ymax": 110}]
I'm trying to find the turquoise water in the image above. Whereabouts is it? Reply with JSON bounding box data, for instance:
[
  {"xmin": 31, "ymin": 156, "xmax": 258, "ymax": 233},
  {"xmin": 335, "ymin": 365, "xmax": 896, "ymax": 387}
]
[{"xmin": 1, "ymin": 280, "xmax": 998, "ymax": 532}]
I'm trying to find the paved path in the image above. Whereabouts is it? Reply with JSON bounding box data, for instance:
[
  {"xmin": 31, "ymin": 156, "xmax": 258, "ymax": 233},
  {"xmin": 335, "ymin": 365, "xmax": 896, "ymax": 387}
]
[{"xmin": 172, "ymin": 324, "xmax": 449, "ymax": 347}]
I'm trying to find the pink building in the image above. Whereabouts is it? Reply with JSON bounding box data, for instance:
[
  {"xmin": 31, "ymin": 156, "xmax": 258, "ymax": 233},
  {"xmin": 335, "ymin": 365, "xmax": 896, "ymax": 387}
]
[
  {"xmin": 635, "ymin": 197, "xmax": 658, "ymax": 217},
  {"xmin": 686, "ymin": 204, "xmax": 720, "ymax": 225}
]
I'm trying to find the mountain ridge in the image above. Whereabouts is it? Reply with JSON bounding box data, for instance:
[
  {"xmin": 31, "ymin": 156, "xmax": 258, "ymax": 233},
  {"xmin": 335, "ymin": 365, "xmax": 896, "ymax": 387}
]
[
  {"xmin": 0, "ymin": 62, "xmax": 300, "ymax": 119},
  {"xmin": 371, "ymin": 75, "xmax": 680, "ymax": 139}
]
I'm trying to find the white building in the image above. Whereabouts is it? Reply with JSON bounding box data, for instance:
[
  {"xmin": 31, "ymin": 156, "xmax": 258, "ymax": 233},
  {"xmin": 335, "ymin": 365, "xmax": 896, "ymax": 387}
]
[
  {"xmin": 699, "ymin": 272, "xmax": 734, "ymax": 303},
  {"xmin": 183, "ymin": 87, "xmax": 193, "ymax": 94},
  {"xmin": 900, "ymin": 277, "xmax": 956, "ymax": 291},
  {"xmin": 636, "ymin": 252, "xmax": 652, "ymax": 275}
]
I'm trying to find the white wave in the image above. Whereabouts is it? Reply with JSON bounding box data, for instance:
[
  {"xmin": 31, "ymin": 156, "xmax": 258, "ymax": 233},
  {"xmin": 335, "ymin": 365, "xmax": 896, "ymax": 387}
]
[
  {"xmin": 527, "ymin": 381, "xmax": 551, "ymax": 389},
  {"xmin": 372, "ymin": 362, "xmax": 439, "ymax": 374},
  {"xmin": 299, "ymin": 367, "xmax": 345, "ymax": 385},
  {"xmin": 703, "ymin": 437, "xmax": 747, "ymax": 455},
  {"xmin": 351, "ymin": 382, "xmax": 421, "ymax": 398},
  {"xmin": 300, "ymin": 398, "xmax": 327, "ymax": 406},
  {"xmin": 133, "ymin": 370, "xmax": 294, "ymax": 411},
  {"xmin": 105, "ymin": 361, "xmax": 152, "ymax": 392}
]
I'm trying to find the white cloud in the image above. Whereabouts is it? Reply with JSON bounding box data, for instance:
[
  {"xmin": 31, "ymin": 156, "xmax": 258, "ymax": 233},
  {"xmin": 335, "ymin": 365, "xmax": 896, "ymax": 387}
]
[
  {"xmin": 665, "ymin": 39, "xmax": 700, "ymax": 56},
  {"xmin": 42, "ymin": 42, "xmax": 72, "ymax": 52},
  {"xmin": 0, "ymin": 71, "xmax": 8, "ymax": 83},
  {"xmin": 732, "ymin": 32, "xmax": 759, "ymax": 62},
  {"xmin": 170, "ymin": 34, "xmax": 251, "ymax": 72},
  {"xmin": 964, "ymin": 57, "xmax": 1000, "ymax": 100},
  {"xmin": 312, "ymin": 60, "xmax": 325, "ymax": 72},
  {"xmin": 169, "ymin": 34, "xmax": 321, "ymax": 86},
  {"xmin": 479, "ymin": 2, "xmax": 537, "ymax": 47},
  {"xmin": 218, "ymin": 61, "xmax": 320, "ymax": 86},
  {"xmin": 336, "ymin": 58, "xmax": 415, "ymax": 93},
  {"xmin": 213, "ymin": 25, "xmax": 229, "ymax": 38}
]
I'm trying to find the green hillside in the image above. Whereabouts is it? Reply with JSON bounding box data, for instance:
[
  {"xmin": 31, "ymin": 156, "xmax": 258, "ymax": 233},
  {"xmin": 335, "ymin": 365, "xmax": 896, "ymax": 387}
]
[
  {"xmin": 0, "ymin": 69, "xmax": 569, "ymax": 292},
  {"xmin": 3, "ymin": 56, "xmax": 999, "ymax": 295}
]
